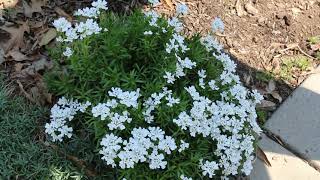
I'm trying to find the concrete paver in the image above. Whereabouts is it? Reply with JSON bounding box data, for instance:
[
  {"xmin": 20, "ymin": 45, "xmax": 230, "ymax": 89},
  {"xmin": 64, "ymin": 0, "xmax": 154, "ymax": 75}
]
[
  {"xmin": 264, "ymin": 68, "xmax": 320, "ymax": 167},
  {"xmin": 250, "ymin": 134, "xmax": 320, "ymax": 180}
]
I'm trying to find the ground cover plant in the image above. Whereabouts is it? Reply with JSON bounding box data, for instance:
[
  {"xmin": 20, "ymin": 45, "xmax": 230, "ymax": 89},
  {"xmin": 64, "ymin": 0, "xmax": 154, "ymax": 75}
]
[
  {"xmin": 0, "ymin": 76, "xmax": 85, "ymax": 179},
  {"xmin": 45, "ymin": 1, "xmax": 263, "ymax": 179}
]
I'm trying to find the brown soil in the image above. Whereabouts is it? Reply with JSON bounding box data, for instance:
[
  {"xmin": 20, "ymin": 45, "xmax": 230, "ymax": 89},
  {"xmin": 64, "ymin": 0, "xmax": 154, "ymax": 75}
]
[{"xmin": 155, "ymin": 0, "xmax": 320, "ymax": 119}]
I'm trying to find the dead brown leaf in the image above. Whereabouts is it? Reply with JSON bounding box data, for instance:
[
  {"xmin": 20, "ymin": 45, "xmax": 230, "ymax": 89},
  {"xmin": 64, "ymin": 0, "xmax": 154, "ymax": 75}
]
[
  {"xmin": 1, "ymin": 0, "xmax": 19, "ymax": 8},
  {"xmin": 310, "ymin": 44, "xmax": 320, "ymax": 51},
  {"xmin": 257, "ymin": 146, "xmax": 272, "ymax": 167},
  {"xmin": 0, "ymin": 49, "xmax": 4, "ymax": 64},
  {"xmin": 0, "ymin": 21, "xmax": 30, "ymax": 53},
  {"xmin": 23, "ymin": 0, "xmax": 46, "ymax": 18},
  {"xmin": 265, "ymin": 80, "xmax": 276, "ymax": 93},
  {"xmin": 235, "ymin": 0, "xmax": 246, "ymax": 16},
  {"xmin": 271, "ymin": 92, "xmax": 283, "ymax": 103},
  {"xmin": 54, "ymin": 7, "xmax": 72, "ymax": 21},
  {"xmin": 257, "ymin": 100, "xmax": 276, "ymax": 110},
  {"xmin": 39, "ymin": 28, "xmax": 57, "ymax": 46},
  {"xmin": 17, "ymin": 80, "xmax": 36, "ymax": 103},
  {"xmin": 7, "ymin": 50, "xmax": 29, "ymax": 61},
  {"xmin": 163, "ymin": 0, "xmax": 174, "ymax": 9}
]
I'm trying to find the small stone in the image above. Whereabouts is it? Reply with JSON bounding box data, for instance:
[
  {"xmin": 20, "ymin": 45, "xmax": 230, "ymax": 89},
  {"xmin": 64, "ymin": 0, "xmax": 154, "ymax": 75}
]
[
  {"xmin": 284, "ymin": 15, "xmax": 293, "ymax": 26},
  {"xmin": 245, "ymin": 3, "xmax": 259, "ymax": 15},
  {"xmin": 257, "ymin": 17, "xmax": 266, "ymax": 25}
]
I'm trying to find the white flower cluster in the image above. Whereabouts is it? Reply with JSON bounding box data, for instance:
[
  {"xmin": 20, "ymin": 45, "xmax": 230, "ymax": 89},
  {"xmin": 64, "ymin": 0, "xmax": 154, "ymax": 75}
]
[
  {"xmin": 163, "ymin": 55, "xmax": 196, "ymax": 84},
  {"xmin": 178, "ymin": 140, "xmax": 189, "ymax": 152},
  {"xmin": 148, "ymin": 0, "xmax": 160, "ymax": 6},
  {"xmin": 143, "ymin": 87, "xmax": 180, "ymax": 123},
  {"xmin": 198, "ymin": 69, "xmax": 207, "ymax": 89},
  {"xmin": 108, "ymin": 87, "xmax": 140, "ymax": 108},
  {"xmin": 63, "ymin": 47, "xmax": 73, "ymax": 57},
  {"xmin": 91, "ymin": 88, "xmax": 140, "ymax": 130},
  {"xmin": 74, "ymin": 0, "xmax": 108, "ymax": 18},
  {"xmin": 53, "ymin": 0, "xmax": 107, "ymax": 57},
  {"xmin": 180, "ymin": 175, "xmax": 192, "ymax": 180},
  {"xmin": 99, "ymin": 127, "xmax": 177, "ymax": 169},
  {"xmin": 176, "ymin": 3, "xmax": 188, "ymax": 15},
  {"xmin": 144, "ymin": 10, "xmax": 160, "ymax": 27},
  {"xmin": 173, "ymin": 82, "xmax": 262, "ymax": 176},
  {"xmin": 168, "ymin": 17, "xmax": 183, "ymax": 32},
  {"xmin": 212, "ymin": 17, "xmax": 224, "ymax": 33},
  {"xmin": 200, "ymin": 160, "xmax": 219, "ymax": 178},
  {"xmin": 200, "ymin": 35, "xmax": 223, "ymax": 52},
  {"xmin": 45, "ymin": 97, "xmax": 91, "ymax": 142}
]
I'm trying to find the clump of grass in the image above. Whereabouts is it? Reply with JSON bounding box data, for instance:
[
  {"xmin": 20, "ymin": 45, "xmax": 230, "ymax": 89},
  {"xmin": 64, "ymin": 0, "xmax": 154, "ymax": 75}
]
[
  {"xmin": 255, "ymin": 71, "xmax": 274, "ymax": 83},
  {"xmin": 256, "ymin": 110, "xmax": 268, "ymax": 126},
  {"xmin": 279, "ymin": 55, "xmax": 311, "ymax": 80},
  {"xmin": 0, "ymin": 78, "xmax": 84, "ymax": 179},
  {"xmin": 308, "ymin": 36, "xmax": 320, "ymax": 45}
]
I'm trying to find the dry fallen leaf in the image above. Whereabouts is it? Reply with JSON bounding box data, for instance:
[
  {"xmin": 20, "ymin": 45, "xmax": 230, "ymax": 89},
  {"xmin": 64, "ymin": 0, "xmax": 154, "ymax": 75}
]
[
  {"xmin": 23, "ymin": 0, "xmax": 46, "ymax": 18},
  {"xmin": 257, "ymin": 146, "xmax": 272, "ymax": 167},
  {"xmin": 39, "ymin": 28, "xmax": 57, "ymax": 46},
  {"xmin": 257, "ymin": 100, "xmax": 276, "ymax": 110},
  {"xmin": 0, "ymin": 49, "xmax": 4, "ymax": 64},
  {"xmin": 235, "ymin": 0, "xmax": 246, "ymax": 16},
  {"xmin": 17, "ymin": 80, "xmax": 36, "ymax": 103},
  {"xmin": 0, "ymin": 21, "xmax": 30, "ymax": 53},
  {"xmin": 266, "ymin": 80, "xmax": 276, "ymax": 93},
  {"xmin": 271, "ymin": 91, "xmax": 283, "ymax": 103},
  {"xmin": 163, "ymin": 0, "xmax": 174, "ymax": 9},
  {"xmin": 54, "ymin": 7, "xmax": 73, "ymax": 21},
  {"xmin": 7, "ymin": 50, "xmax": 29, "ymax": 61}
]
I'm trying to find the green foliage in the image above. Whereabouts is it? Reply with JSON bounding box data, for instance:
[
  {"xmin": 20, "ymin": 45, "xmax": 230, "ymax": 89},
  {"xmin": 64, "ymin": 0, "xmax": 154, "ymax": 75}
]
[
  {"xmin": 308, "ymin": 36, "xmax": 320, "ymax": 44},
  {"xmin": 256, "ymin": 110, "xmax": 267, "ymax": 126},
  {"xmin": 279, "ymin": 56, "xmax": 311, "ymax": 80},
  {"xmin": 255, "ymin": 71, "xmax": 274, "ymax": 83},
  {"xmin": 0, "ymin": 79, "xmax": 84, "ymax": 179},
  {"xmin": 45, "ymin": 11, "xmax": 249, "ymax": 179}
]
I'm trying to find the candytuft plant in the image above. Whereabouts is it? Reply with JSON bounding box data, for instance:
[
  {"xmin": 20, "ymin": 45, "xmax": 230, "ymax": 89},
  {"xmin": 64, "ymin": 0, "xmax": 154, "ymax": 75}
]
[{"xmin": 45, "ymin": 1, "xmax": 263, "ymax": 179}]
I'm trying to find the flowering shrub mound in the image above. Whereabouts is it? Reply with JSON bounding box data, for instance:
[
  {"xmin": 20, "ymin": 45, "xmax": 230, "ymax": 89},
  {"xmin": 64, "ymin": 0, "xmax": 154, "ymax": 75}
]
[{"xmin": 45, "ymin": 1, "xmax": 263, "ymax": 179}]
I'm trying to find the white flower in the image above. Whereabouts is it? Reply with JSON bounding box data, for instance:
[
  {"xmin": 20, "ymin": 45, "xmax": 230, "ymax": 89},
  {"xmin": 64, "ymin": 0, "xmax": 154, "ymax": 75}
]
[
  {"xmin": 148, "ymin": 127, "xmax": 165, "ymax": 141},
  {"xmin": 166, "ymin": 94, "xmax": 180, "ymax": 107},
  {"xmin": 144, "ymin": 31, "xmax": 153, "ymax": 35},
  {"xmin": 75, "ymin": 19, "xmax": 102, "ymax": 39},
  {"xmin": 108, "ymin": 88, "xmax": 140, "ymax": 108},
  {"xmin": 107, "ymin": 111, "xmax": 132, "ymax": 130},
  {"xmin": 163, "ymin": 72, "xmax": 176, "ymax": 84},
  {"xmin": 212, "ymin": 17, "xmax": 224, "ymax": 33},
  {"xmin": 200, "ymin": 35, "xmax": 223, "ymax": 52},
  {"xmin": 148, "ymin": 0, "xmax": 160, "ymax": 6},
  {"xmin": 144, "ymin": 10, "xmax": 159, "ymax": 27},
  {"xmin": 178, "ymin": 140, "xmax": 189, "ymax": 152},
  {"xmin": 63, "ymin": 47, "xmax": 73, "ymax": 57},
  {"xmin": 92, "ymin": 0, "xmax": 108, "ymax": 10},
  {"xmin": 74, "ymin": 7, "xmax": 100, "ymax": 18},
  {"xmin": 180, "ymin": 175, "xmax": 192, "ymax": 180},
  {"xmin": 45, "ymin": 97, "xmax": 91, "ymax": 142},
  {"xmin": 251, "ymin": 89, "xmax": 264, "ymax": 104},
  {"xmin": 158, "ymin": 136, "xmax": 177, "ymax": 154},
  {"xmin": 168, "ymin": 17, "xmax": 183, "ymax": 32},
  {"xmin": 56, "ymin": 36, "xmax": 64, "ymax": 42},
  {"xmin": 148, "ymin": 151, "xmax": 167, "ymax": 169},
  {"xmin": 53, "ymin": 17, "xmax": 71, "ymax": 32},
  {"xmin": 91, "ymin": 102, "xmax": 113, "ymax": 120},
  {"xmin": 208, "ymin": 80, "xmax": 219, "ymax": 90},
  {"xmin": 176, "ymin": 3, "xmax": 188, "ymax": 15},
  {"xmin": 100, "ymin": 133, "xmax": 123, "ymax": 167},
  {"xmin": 200, "ymin": 160, "xmax": 219, "ymax": 178}
]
